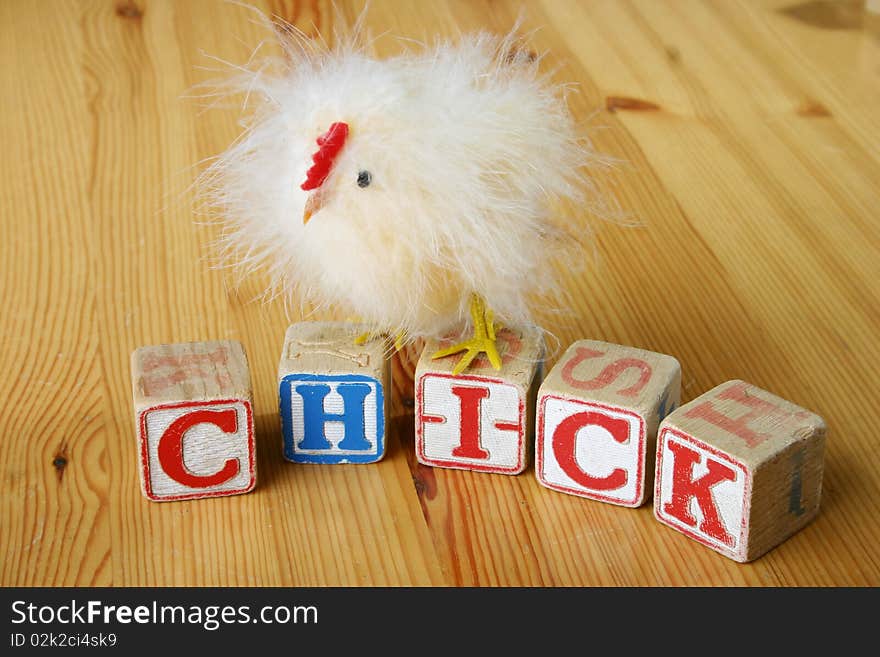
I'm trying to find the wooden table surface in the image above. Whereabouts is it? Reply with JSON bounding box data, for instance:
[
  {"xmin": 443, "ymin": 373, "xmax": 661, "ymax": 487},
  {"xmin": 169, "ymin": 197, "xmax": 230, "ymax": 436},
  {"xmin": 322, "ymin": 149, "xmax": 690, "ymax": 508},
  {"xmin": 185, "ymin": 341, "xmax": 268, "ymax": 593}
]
[{"xmin": 2, "ymin": 0, "xmax": 879, "ymax": 587}]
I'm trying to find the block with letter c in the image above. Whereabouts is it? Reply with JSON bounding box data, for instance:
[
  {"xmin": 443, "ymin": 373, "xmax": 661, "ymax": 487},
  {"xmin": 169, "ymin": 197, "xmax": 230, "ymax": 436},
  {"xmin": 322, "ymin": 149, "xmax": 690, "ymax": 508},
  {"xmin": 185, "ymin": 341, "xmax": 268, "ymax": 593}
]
[
  {"xmin": 131, "ymin": 341, "xmax": 256, "ymax": 501},
  {"xmin": 536, "ymin": 340, "xmax": 680, "ymax": 507}
]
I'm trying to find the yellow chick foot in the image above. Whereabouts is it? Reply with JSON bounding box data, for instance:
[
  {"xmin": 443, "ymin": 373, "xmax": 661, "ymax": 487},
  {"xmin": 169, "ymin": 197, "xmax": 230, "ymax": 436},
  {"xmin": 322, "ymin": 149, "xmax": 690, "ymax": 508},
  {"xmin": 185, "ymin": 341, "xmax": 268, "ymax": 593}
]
[
  {"xmin": 354, "ymin": 330, "xmax": 377, "ymax": 346},
  {"xmin": 354, "ymin": 327, "xmax": 407, "ymax": 351},
  {"xmin": 348, "ymin": 316, "xmax": 382, "ymax": 347},
  {"xmin": 431, "ymin": 295, "xmax": 502, "ymax": 375},
  {"xmin": 393, "ymin": 330, "xmax": 406, "ymax": 352}
]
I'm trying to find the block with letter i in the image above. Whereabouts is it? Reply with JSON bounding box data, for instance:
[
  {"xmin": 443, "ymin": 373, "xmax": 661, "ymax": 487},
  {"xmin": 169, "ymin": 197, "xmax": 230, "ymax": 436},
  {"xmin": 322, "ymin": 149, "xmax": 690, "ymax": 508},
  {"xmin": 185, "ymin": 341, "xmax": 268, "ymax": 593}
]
[
  {"xmin": 278, "ymin": 322, "xmax": 390, "ymax": 464},
  {"xmin": 654, "ymin": 380, "xmax": 827, "ymax": 562},
  {"xmin": 130, "ymin": 341, "xmax": 256, "ymax": 502},
  {"xmin": 535, "ymin": 340, "xmax": 681, "ymax": 507},
  {"xmin": 415, "ymin": 327, "xmax": 544, "ymax": 475}
]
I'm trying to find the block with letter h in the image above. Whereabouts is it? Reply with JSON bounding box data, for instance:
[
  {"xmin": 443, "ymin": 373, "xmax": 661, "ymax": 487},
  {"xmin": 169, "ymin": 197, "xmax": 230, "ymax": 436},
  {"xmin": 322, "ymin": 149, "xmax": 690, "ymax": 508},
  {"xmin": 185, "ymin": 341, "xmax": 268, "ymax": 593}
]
[
  {"xmin": 536, "ymin": 340, "xmax": 680, "ymax": 507},
  {"xmin": 278, "ymin": 322, "xmax": 390, "ymax": 464},
  {"xmin": 654, "ymin": 380, "xmax": 827, "ymax": 562},
  {"xmin": 415, "ymin": 327, "xmax": 544, "ymax": 475},
  {"xmin": 130, "ymin": 340, "xmax": 256, "ymax": 502}
]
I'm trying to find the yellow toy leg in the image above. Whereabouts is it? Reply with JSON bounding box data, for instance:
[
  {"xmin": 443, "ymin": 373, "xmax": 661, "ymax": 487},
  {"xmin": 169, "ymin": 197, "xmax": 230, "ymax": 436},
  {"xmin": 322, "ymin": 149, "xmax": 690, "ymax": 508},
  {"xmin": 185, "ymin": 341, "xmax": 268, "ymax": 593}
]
[
  {"xmin": 393, "ymin": 330, "xmax": 406, "ymax": 352},
  {"xmin": 431, "ymin": 295, "xmax": 502, "ymax": 375},
  {"xmin": 355, "ymin": 327, "xmax": 406, "ymax": 351},
  {"xmin": 354, "ymin": 331, "xmax": 374, "ymax": 345}
]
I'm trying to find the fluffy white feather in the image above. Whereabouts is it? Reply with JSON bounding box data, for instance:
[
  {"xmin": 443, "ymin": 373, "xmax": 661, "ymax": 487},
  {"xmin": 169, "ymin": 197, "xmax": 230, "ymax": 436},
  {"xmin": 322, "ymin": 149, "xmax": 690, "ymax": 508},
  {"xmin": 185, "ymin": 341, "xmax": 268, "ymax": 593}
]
[{"xmin": 199, "ymin": 18, "xmax": 608, "ymax": 339}]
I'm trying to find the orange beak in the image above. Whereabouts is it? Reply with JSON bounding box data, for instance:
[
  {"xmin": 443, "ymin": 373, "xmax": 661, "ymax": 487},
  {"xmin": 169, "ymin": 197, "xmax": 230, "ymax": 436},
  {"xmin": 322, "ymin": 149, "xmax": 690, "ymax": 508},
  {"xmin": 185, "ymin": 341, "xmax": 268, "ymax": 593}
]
[{"xmin": 303, "ymin": 191, "xmax": 324, "ymax": 225}]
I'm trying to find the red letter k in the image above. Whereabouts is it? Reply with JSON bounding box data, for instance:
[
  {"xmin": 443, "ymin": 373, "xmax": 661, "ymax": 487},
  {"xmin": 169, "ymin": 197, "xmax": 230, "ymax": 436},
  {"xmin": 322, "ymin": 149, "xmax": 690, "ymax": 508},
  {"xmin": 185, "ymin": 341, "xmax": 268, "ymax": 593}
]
[{"xmin": 663, "ymin": 441, "xmax": 737, "ymax": 546}]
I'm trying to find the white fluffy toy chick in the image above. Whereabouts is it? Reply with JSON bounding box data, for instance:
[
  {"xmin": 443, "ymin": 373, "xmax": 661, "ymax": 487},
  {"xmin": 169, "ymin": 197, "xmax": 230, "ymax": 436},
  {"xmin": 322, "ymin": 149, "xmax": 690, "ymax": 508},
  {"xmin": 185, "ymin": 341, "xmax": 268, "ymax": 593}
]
[{"xmin": 202, "ymin": 21, "xmax": 606, "ymax": 375}]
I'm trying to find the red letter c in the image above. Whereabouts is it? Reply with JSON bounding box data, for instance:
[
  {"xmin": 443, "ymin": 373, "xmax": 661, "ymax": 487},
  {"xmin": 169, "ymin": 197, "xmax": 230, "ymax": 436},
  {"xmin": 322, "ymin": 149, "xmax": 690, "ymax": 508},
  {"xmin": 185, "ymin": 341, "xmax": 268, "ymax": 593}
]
[
  {"xmin": 552, "ymin": 411, "xmax": 629, "ymax": 491},
  {"xmin": 158, "ymin": 409, "xmax": 240, "ymax": 487}
]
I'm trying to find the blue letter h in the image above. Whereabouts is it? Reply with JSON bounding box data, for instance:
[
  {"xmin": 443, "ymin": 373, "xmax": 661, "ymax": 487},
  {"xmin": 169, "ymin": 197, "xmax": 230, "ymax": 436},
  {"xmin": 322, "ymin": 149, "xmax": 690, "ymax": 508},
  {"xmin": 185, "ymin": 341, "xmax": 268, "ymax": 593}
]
[{"xmin": 295, "ymin": 383, "xmax": 372, "ymax": 451}]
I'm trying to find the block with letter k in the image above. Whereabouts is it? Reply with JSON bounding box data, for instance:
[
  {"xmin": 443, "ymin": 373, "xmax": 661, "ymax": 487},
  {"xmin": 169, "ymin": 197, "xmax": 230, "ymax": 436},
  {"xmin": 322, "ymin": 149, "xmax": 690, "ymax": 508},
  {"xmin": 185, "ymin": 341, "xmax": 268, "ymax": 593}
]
[{"xmin": 654, "ymin": 380, "xmax": 826, "ymax": 562}]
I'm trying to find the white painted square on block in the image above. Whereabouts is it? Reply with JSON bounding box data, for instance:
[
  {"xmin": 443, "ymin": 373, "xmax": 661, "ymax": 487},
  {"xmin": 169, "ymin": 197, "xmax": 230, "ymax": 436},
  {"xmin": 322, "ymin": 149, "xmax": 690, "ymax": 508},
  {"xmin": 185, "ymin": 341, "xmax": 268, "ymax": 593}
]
[
  {"xmin": 417, "ymin": 373, "xmax": 525, "ymax": 474},
  {"xmin": 655, "ymin": 428, "xmax": 750, "ymax": 560},
  {"xmin": 140, "ymin": 400, "xmax": 255, "ymax": 501},
  {"xmin": 285, "ymin": 379, "xmax": 380, "ymax": 457},
  {"xmin": 537, "ymin": 396, "xmax": 644, "ymax": 506}
]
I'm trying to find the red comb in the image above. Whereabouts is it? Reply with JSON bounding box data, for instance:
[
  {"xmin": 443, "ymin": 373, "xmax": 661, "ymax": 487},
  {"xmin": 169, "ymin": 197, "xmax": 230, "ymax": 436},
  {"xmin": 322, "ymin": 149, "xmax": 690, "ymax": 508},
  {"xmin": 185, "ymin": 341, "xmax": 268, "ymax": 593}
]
[{"xmin": 300, "ymin": 122, "xmax": 349, "ymax": 191}]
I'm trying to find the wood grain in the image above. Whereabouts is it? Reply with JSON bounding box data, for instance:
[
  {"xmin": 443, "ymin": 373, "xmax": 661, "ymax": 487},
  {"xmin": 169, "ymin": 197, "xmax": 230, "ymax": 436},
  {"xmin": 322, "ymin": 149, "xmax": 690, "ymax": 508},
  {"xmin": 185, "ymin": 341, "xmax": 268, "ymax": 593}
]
[{"xmin": 1, "ymin": 0, "xmax": 878, "ymax": 586}]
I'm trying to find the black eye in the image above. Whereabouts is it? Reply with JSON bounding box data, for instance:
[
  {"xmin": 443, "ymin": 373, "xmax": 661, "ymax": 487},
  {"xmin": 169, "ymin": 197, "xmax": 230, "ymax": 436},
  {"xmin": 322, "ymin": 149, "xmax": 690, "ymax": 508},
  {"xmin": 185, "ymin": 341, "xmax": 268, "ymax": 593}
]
[{"xmin": 357, "ymin": 170, "xmax": 372, "ymax": 188}]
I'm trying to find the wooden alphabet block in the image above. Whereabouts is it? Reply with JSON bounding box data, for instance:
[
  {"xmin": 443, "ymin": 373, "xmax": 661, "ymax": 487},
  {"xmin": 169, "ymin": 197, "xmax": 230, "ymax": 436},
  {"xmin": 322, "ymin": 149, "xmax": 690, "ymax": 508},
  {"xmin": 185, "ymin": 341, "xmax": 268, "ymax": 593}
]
[
  {"xmin": 654, "ymin": 380, "xmax": 827, "ymax": 562},
  {"xmin": 415, "ymin": 327, "xmax": 544, "ymax": 475},
  {"xmin": 278, "ymin": 322, "xmax": 390, "ymax": 464},
  {"xmin": 535, "ymin": 340, "xmax": 681, "ymax": 507},
  {"xmin": 130, "ymin": 341, "xmax": 256, "ymax": 502}
]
